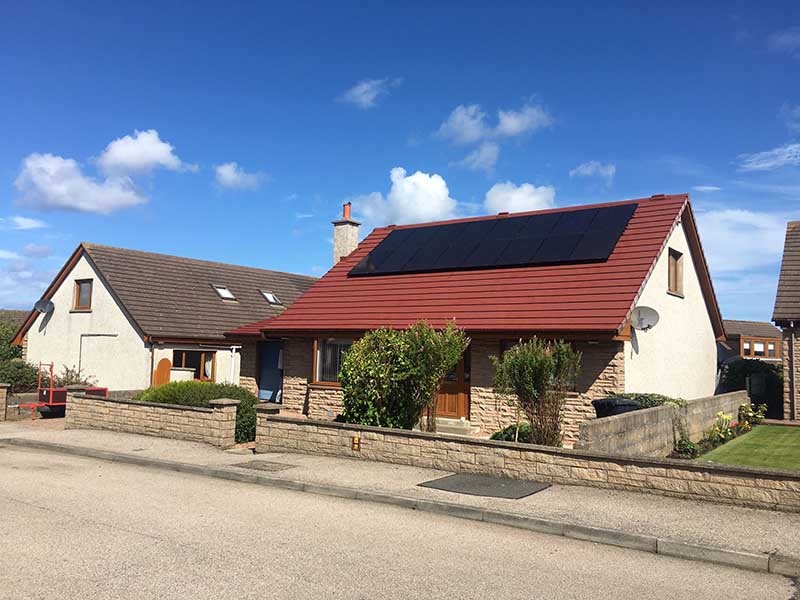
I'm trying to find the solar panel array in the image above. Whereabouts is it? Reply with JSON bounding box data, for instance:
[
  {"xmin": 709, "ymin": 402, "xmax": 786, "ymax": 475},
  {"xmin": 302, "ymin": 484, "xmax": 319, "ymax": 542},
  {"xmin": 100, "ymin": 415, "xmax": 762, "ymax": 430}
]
[{"xmin": 348, "ymin": 203, "xmax": 637, "ymax": 277}]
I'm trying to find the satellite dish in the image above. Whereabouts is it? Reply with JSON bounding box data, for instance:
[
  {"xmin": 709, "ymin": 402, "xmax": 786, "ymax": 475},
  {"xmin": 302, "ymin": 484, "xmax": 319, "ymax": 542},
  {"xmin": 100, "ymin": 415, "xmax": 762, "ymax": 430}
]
[
  {"xmin": 34, "ymin": 299, "xmax": 54, "ymax": 315},
  {"xmin": 630, "ymin": 306, "xmax": 659, "ymax": 331}
]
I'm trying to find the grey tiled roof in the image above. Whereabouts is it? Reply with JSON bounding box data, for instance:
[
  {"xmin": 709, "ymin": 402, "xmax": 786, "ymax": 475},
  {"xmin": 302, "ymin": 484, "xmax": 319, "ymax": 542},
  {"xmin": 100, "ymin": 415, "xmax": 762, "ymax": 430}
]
[
  {"xmin": 722, "ymin": 320, "xmax": 781, "ymax": 339},
  {"xmin": 83, "ymin": 243, "xmax": 316, "ymax": 341},
  {"xmin": 773, "ymin": 222, "xmax": 800, "ymax": 323}
]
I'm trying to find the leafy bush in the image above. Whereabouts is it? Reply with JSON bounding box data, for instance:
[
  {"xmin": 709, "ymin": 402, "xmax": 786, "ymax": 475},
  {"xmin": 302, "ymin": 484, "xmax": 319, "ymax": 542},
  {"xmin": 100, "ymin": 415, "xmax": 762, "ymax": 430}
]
[
  {"xmin": 491, "ymin": 338, "xmax": 581, "ymax": 447},
  {"xmin": 673, "ymin": 434, "xmax": 700, "ymax": 459},
  {"xmin": 612, "ymin": 392, "xmax": 685, "ymax": 409},
  {"xmin": 53, "ymin": 365, "xmax": 96, "ymax": 388},
  {"xmin": 0, "ymin": 359, "xmax": 39, "ymax": 394},
  {"xmin": 136, "ymin": 381, "xmax": 258, "ymax": 443},
  {"xmin": 0, "ymin": 321, "xmax": 22, "ymax": 362},
  {"xmin": 340, "ymin": 321, "xmax": 469, "ymax": 431},
  {"xmin": 720, "ymin": 359, "xmax": 782, "ymax": 392},
  {"xmin": 490, "ymin": 422, "xmax": 537, "ymax": 444}
]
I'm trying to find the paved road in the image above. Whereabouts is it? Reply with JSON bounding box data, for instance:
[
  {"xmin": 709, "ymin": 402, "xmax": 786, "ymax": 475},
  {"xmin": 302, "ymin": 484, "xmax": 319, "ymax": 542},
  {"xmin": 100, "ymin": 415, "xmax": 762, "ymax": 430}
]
[{"xmin": 0, "ymin": 447, "xmax": 795, "ymax": 600}]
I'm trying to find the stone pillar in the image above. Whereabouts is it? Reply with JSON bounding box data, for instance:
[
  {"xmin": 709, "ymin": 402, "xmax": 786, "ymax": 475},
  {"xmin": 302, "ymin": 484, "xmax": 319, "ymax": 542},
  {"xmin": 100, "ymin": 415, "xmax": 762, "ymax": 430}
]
[
  {"xmin": 208, "ymin": 398, "xmax": 241, "ymax": 449},
  {"xmin": 0, "ymin": 384, "xmax": 9, "ymax": 422},
  {"xmin": 332, "ymin": 202, "xmax": 360, "ymax": 264},
  {"xmin": 254, "ymin": 403, "xmax": 280, "ymax": 452}
]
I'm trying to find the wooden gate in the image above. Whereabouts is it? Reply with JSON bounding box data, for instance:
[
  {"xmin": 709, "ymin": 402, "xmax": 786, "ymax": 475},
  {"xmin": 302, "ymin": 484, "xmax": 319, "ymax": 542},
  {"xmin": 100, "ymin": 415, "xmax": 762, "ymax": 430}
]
[{"xmin": 153, "ymin": 358, "xmax": 172, "ymax": 386}]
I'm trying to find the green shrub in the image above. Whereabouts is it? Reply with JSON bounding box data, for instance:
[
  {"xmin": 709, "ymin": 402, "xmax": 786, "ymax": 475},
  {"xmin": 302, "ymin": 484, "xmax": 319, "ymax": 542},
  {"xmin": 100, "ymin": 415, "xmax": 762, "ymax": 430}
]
[
  {"xmin": 0, "ymin": 321, "xmax": 22, "ymax": 362},
  {"xmin": 53, "ymin": 365, "xmax": 96, "ymax": 388},
  {"xmin": 340, "ymin": 322, "xmax": 469, "ymax": 431},
  {"xmin": 490, "ymin": 422, "xmax": 537, "ymax": 444},
  {"xmin": 672, "ymin": 434, "xmax": 700, "ymax": 459},
  {"xmin": 613, "ymin": 392, "xmax": 685, "ymax": 409},
  {"xmin": 491, "ymin": 338, "xmax": 582, "ymax": 447},
  {"xmin": 720, "ymin": 359, "xmax": 782, "ymax": 392},
  {"xmin": 136, "ymin": 381, "xmax": 258, "ymax": 443},
  {"xmin": 0, "ymin": 359, "xmax": 39, "ymax": 394}
]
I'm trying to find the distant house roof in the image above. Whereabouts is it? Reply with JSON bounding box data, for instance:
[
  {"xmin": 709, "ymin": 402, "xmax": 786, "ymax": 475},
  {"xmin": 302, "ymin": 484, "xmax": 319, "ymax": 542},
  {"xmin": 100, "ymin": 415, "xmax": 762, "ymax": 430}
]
[
  {"xmin": 773, "ymin": 221, "xmax": 800, "ymax": 325},
  {"xmin": 722, "ymin": 319, "xmax": 781, "ymax": 340},
  {"xmin": 13, "ymin": 243, "xmax": 317, "ymax": 344},
  {"xmin": 229, "ymin": 194, "xmax": 724, "ymax": 338}
]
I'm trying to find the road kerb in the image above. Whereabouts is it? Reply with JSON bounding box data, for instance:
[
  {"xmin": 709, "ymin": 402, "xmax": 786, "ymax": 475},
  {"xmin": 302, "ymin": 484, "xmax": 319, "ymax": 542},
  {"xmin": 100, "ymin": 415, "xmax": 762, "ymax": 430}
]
[{"xmin": 2, "ymin": 436, "xmax": 793, "ymax": 576}]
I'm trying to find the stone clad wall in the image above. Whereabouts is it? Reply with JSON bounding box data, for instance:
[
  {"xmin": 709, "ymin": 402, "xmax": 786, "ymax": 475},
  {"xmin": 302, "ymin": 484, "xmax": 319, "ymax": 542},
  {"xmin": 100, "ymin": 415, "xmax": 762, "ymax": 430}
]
[
  {"xmin": 0, "ymin": 384, "xmax": 8, "ymax": 422},
  {"xmin": 255, "ymin": 410, "xmax": 800, "ymax": 512},
  {"xmin": 782, "ymin": 330, "xmax": 799, "ymax": 420},
  {"xmin": 65, "ymin": 393, "xmax": 240, "ymax": 448},
  {"xmin": 469, "ymin": 340, "xmax": 625, "ymax": 444},
  {"xmin": 575, "ymin": 391, "xmax": 749, "ymax": 457},
  {"xmin": 238, "ymin": 342, "xmax": 258, "ymax": 396}
]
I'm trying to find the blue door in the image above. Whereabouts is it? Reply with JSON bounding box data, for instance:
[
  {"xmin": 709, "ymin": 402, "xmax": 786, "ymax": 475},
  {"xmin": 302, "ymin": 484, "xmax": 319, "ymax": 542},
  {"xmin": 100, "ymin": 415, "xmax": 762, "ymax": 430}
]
[{"xmin": 257, "ymin": 341, "xmax": 284, "ymax": 403}]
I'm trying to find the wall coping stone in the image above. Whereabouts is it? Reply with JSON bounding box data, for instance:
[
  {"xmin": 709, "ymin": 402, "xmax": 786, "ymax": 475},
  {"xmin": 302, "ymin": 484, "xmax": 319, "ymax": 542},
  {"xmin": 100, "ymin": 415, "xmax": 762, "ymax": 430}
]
[
  {"xmin": 208, "ymin": 398, "xmax": 241, "ymax": 407},
  {"xmin": 261, "ymin": 413, "xmax": 800, "ymax": 482},
  {"xmin": 72, "ymin": 392, "xmax": 214, "ymax": 414},
  {"xmin": 0, "ymin": 383, "xmax": 9, "ymax": 389},
  {"xmin": 256, "ymin": 404, "xmax": 280, "ymax": 414}
]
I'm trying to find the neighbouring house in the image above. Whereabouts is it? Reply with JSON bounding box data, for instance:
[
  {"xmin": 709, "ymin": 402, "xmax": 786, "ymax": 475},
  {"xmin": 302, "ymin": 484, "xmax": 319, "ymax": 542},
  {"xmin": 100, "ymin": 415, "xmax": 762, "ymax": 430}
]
[
  {"xmin": 717, "ymin": 319, "xmax": 782, "ymax": 367},
  {"xmin": 12, "ymin": 243, "xmax": 316, "ymax": 396},
  {"xmin": 773, "ymin": 221, "xmax": 800, "ymax": 421},
  {"xmin": 230, "ymin": 194, "xmax": 725, "ymax": 444}
]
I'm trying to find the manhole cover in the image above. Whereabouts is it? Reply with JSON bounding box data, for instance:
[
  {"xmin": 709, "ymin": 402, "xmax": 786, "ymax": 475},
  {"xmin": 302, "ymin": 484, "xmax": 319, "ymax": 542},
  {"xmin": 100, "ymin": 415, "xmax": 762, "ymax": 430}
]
[
  {"xmin": 418, "ymin": 473, "xmax": 550, "ymax": 499},
  {"xmin": 232, "ymin": 460, "xmax": 295, "ymax": 472}
]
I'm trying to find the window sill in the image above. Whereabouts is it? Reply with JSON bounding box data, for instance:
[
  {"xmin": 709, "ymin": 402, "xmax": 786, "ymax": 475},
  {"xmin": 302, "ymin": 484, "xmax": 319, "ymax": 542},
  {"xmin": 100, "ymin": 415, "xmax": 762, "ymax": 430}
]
[
  {"xmin": 309, "ymin": 381, "xmax": 341, "ymax": 389},
  {"xmin": 667, "ymin": 290, "xmax": 684, "ymax": 299},
  {"xmin": 70, "ymin": 309, "xmax": 92, "ymax": 313}
]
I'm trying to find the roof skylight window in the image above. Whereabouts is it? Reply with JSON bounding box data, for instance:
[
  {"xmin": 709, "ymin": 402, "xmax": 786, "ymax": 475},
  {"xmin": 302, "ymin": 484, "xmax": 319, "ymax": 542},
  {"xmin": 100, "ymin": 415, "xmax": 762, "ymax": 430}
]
[
  {"xmin": 261, "ymin": 291, "xmax": 282, "ymax": 305},
  {"xmin": 212, "ymin": 284, "xmax": 236, "ymax": 300}
]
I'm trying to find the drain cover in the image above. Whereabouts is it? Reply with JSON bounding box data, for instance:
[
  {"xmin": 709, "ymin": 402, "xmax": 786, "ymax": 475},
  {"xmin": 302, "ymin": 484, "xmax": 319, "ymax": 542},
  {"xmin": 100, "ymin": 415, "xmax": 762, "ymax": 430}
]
[
  {"xmin": 418, "ymin": 473, "xmax": 550, "ymax": 499},
  {"xmin": 232, "ymin": 460, "xmax": 295, "ymax": 472}
]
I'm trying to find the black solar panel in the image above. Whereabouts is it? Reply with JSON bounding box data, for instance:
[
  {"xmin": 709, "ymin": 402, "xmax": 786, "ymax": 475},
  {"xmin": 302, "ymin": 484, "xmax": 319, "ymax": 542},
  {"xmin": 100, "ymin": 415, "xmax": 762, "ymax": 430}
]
[{"xmin": 348, "ymin": 203, "xmax": 636, "ymax": 277}]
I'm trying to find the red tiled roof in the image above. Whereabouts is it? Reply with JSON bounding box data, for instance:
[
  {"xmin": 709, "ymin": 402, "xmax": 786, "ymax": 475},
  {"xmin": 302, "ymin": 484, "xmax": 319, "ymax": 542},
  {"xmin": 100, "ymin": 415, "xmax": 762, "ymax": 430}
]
[{"xmin": 228, "ymin": 194, "xmax": 723, "ymax": 337}]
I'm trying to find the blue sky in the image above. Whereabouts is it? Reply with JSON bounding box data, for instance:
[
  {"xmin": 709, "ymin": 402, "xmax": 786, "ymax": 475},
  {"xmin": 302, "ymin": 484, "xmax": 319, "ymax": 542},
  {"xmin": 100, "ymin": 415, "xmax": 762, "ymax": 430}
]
[{"xmin": 1, "ymin": 1, "xmax": 799, "ymax": 323}]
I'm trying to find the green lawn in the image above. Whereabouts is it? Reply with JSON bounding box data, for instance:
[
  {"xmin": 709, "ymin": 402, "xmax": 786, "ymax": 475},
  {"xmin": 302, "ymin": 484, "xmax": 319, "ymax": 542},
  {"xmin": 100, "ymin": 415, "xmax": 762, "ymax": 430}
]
[{"xmin": 699, "ymin": 425, "xmax": 800, "ymax": 471}]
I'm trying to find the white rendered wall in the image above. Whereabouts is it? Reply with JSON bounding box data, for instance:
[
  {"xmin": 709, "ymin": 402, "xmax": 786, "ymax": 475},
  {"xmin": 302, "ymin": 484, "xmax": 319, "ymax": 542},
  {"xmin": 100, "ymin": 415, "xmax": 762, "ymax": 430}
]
[
  {"xmin": 24, "ymin": 255, "xmax": 151, "ymax": 390},
  {"xmin": 623, "ymin": 221, "xmax": 718, "ymax": 399}
]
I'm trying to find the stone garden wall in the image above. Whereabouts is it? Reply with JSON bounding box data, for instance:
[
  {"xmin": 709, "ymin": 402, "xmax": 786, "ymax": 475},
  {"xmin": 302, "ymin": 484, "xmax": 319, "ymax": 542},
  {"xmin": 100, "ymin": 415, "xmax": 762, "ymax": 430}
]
[
  {"xmin": 65, "ymin": 393, "xmax": 240, "ymax": 448},
  {"xmin": 255, "ymin": 408, "xmax": 800, "ymax": 512},
  {"xmin": 575, "ymin": 391, "xmax": 748, "ymax": 457}
]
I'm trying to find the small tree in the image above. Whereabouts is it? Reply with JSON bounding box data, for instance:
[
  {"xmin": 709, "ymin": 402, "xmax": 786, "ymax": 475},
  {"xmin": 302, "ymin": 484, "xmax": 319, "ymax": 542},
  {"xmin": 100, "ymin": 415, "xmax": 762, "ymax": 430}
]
[
  {"xmin": 0, "ymin": 321, "xmax": 22, "ymax": 362},
  {"xmin": 491, "ymin": 338, "xmax": 581, "ymax": 446},
  {"xmin": 404, "ymin": 321, "xmax": 469, "ymax": 432},
  {"xmin": 340, "ymin": 321, "xmax": 469, "ymax": 431}
]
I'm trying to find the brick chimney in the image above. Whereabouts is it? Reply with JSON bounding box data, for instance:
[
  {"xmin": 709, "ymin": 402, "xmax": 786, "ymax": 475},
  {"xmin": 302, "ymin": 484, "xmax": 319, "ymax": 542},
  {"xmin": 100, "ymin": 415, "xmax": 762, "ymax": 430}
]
[{"xmin": 332, "ymin": 202, "xmax": 360, "ymax": 264}]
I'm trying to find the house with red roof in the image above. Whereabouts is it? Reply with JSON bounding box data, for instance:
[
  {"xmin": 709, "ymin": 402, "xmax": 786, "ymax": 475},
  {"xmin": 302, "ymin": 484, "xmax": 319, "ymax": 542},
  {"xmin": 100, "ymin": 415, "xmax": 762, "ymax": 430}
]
[{"xmin": 228, "ymin": 194, "xmax": 725, "ymax": 444}]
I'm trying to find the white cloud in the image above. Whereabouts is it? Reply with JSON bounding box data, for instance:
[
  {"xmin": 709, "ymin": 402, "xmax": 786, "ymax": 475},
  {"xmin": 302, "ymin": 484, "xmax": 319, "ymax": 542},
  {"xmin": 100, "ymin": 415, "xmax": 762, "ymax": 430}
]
[
  {"xmin": 495, "ymin": 105, "xmax": 553, "ymax": 137},
  {"xmin": 738, "ymin": 143, "xmax": 800, "ymax": 171},
  {"xmin": 768, "ymin": 28, "xmax": 800, "ymax": 52},
  {"xmin": 569, "ymin": 161, "xmax": 616, "ymax": 186},
  {"xmin": 22, "ymin": 243, "xmax": 52, "ymax": 258},
  {"xmin": 10, "ymin": 215, "xmax": 48, "ymax": 230},
  {"xmin": 214, "ymin": 162, "xmax": 265, "ymax": 190},
  {"xmin": 15, "ymin": 153, "xmax": 146, "ymax": 214},
  {"xmin": 436, "ymin": 104, "xmax": 488, "ymax": 145},
  {"xmin": 484, "ymin": 181, "xmax": 555, "ymax": 214},
  {"xmin": 352, "ymin": 167, "xmax": 457, "ymax": 226},
  {"xmin": 457, "ymin": 142, "xmax": 500, "ymax": 173},
  {"xmin": 437, "ymin": 102, "xmax": 552, "ymax": 145},
  {"xmin": 781, "ymin": 103, "xmax": 800, "ymax": 133},
  {"xmin": 0, "ymin": 250, "xmax": 19, "ymax": 259},
  {"xmin": 695, "ymin": 209, "xmax": 786, "ymax": 273},
  {"xmin": 97, "ymin": 129, "xmax": 196, "ymax": 176},
  {"xmin": 338, "ymin": 77, "xmax": 402, "ymax": 109},
  {"xmin": 691, "ymin": 185, "xmax": 722, "ymax": 192}
]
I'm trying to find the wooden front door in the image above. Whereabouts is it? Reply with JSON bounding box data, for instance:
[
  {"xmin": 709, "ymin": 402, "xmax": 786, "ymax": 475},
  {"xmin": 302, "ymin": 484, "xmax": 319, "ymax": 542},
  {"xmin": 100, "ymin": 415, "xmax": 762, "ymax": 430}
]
[
  {"xmin": 435, "ymin": 357, "xmax": 469, "ymax": 419},
  {"xmin": 153, "ymin": 358, "xmax": 172, "ymax": 386}
]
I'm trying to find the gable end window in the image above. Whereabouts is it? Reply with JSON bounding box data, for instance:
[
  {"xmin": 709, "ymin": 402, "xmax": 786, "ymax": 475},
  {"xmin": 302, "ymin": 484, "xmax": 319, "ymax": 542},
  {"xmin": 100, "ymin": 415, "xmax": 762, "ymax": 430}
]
[
  {"xmin": 741, "ymin": 337, "xmax": 780, "ymax": 359},
  {"xmin": 668, "ymin": 248, "xmax": 684, "ymax": 297},
  {"xmin": 73, "ymin": 279, "xmax": 93, "ymax": 311}
]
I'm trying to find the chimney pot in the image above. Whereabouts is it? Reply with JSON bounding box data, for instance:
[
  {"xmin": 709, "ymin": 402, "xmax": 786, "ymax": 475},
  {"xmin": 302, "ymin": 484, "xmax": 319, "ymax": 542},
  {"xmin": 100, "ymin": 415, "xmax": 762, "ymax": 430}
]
[{"xmin": 343, "ymin": 202, "xmax": 352, "ymax": 220}]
